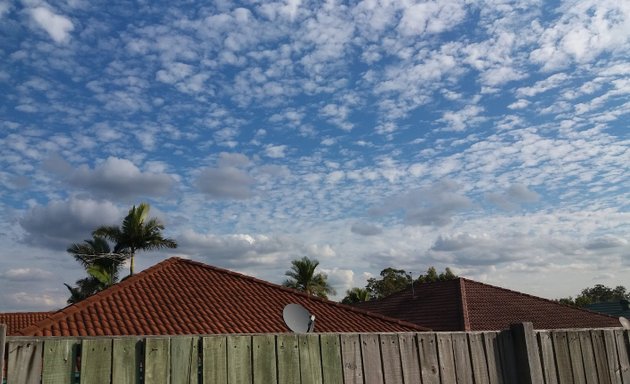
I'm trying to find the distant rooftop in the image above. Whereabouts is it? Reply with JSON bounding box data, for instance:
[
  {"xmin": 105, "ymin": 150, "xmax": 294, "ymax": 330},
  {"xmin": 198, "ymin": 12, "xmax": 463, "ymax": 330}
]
[{"xmin": 356, "ymin": 277, "xmax": 621, "ymax": 331}]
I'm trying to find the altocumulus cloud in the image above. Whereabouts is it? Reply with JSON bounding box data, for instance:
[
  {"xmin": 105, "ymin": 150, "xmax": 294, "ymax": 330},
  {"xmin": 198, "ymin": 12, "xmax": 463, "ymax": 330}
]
[
  {"xmin": 196, "ymin": 154, "xmax": 256, "ymax": 199},
  {"xmin": 30, "ymin": 6, "xmax": 74, "ymax": 43}
]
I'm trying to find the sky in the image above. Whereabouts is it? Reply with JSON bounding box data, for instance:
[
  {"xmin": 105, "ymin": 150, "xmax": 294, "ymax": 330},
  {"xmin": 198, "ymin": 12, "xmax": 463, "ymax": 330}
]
[{"xmin": 0, "ymin": 0, "xmax": 629, "ymax": 312}]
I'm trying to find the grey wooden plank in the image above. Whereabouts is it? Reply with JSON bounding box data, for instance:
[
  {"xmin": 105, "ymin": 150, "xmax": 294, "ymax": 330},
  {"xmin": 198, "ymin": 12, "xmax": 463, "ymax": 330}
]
[
  {"xmin": 614, "ymin": 329, "xmax": 630, "ymax": 383},
  {"xmin": 417, "ymin": 333, "xmax": 440, "ymax": 384},
  {"xmin": 299, "ymin": 334, "xmax": 323, "ymax": 384},
  {"xmin": 538, "ymin": 331, "xmax": 559, "ymax": 384},
  {"xmin": 398, "ymin": 333, "xmax": 421, "ymax": 384},
  {"xmin": 42, "ymin": 338, "xmax": 79, "ymax": 384},
  {"xmin": 171, "ymin": 336, "xmax": 198, "ymax": 384},
  {"xmin": 7, "ymin": 340, "xmax": 43, "ymax": 384},
  {"xmin": 80, "ymin": 338, "xmax": 112, "ymax": 384},
  {"xmin": 203, "ymin": 336, "xmax": 228, "ymax": 384},
  {"xmin": 436, "ymin": 333, "xmax": 456, "ymax": 384},
  {"xmin": 145, "ymin": 337, "xmax": 170, "ymax": 384},
  {"xmin": 0, "ymin": 324, "xmax": 5, "ymax": 384},
  {"xmin": 452, "ymin": 332, "xmax": 474, "ymax": 384},
  {"xmin": 252, "ymin": 335, "xmax": 277, "ymax": 384},
  {"xmin": 567, "ymin": 331, "xmax": 587, "ymax": 384},
  {"xmin": 510, "ymin": 323, "xmax": 544, "ymax": 384},
  {"xmin": 227, "ymin": 335, "xmax": 252, "ymax": 384},
  {"xmin": 604, "ymin": 329, "xmax": 623, "ymax": 384},
  {"xmin": 468, "ymin": 332, "xmax": 490, "ymax": 384},
  {"xmin": 579, "ymin": 331, "xmax": 599, "ymax": 384},
  {"xmin": 340, "ymin": 334, "xmax": 364, "ymax": 384},
  {"xmin": 379, "ymin": 334, "xmax": 402, "ymax": 384},
  {"xmin": 483, "ymin": 332, "xmax": 504, "ymax": 384},
  {"xmin": 497, "ymin": 330, "xmax": 518, "ymax": 384},
  {"xmin": 592, "ymin": 330, "xmax": 613, "ymax": 384},
  {"xmin": 552, "ymin": 331, "xmax": 573, "ymax": 384},
  {"xmin": 361, "ymin": 334, "xmax": 383, "ymax": 384},
  {"xmin": 320, "ymin": 334, "xmax": 343, "ymax": 384},
  {"xmin": 112, "ymin": 338, "xmax": 141, "ymax": 384},
  {"xmin": 277, "ymin": 334, "xmax": 300, "ymax": 384}
]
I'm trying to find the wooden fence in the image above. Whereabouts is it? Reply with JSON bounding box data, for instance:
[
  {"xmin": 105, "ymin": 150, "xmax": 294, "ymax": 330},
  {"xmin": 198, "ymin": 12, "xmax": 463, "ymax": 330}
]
[{"xmin": 1, "ymin": 323, "xmax": 629, "ymax": 383}]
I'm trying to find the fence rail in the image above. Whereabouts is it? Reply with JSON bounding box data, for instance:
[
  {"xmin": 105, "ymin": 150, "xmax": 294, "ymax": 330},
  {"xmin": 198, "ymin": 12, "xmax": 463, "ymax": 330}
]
[{"xmin": 1, "ymin": 323, "xmax": 629, "ymax": 383}]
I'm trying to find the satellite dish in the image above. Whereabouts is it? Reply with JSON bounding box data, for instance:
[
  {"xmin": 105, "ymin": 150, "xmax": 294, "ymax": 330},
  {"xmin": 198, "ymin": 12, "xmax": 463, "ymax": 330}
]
[
  {"xmin": 620, "ymin": 317, "xmax": 630, "ymax": 330},
  {"xmin": 283, "ymin": 304, "xmax": 315, "ymax": 333}
]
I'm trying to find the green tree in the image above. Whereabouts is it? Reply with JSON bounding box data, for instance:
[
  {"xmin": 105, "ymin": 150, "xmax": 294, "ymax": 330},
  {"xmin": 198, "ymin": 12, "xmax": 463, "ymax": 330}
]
[
  {"xmin": 65, "ymin": 236, "xmax": 126, "ymax": 303},
  {"xmin": 416, "ymin": 266, "xmax": 458, "ymax": 283},
  {"xmin": 93, "ymin": 203, "xmax": 177, "ymax": 276},
  {"xmin": 558, "ymin": 284, "xmax": 630, "ymax": 307},
  {"xmin": 282, "ymin": 257, "xmax": 335, "ymax": 299},
  {"xmin": 341, "ymin": 287, "xmax": 372, "ymax": 304},
  {"xmin": 366, "ymin": 268, "xmax": 412, "ymax": 299}
]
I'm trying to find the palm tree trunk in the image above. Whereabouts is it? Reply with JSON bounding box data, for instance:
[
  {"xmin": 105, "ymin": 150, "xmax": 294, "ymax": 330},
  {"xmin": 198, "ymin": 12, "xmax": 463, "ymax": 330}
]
[{"xmin": 130, "ymin": 248, "xmax": 135, "ymax": 276}]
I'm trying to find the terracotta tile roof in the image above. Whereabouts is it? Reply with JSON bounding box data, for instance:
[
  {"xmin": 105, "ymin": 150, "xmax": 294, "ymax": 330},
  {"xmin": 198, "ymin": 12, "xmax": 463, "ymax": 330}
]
[
  {"xmin": 0, "ymin": 312, "xmax": 54, "ymax": 335},
  {"xmin": 17, "ymin": 257, "xmax": 427, "ymax": 336},
  {"xmin": 356, "ymin": 278, "xmax": 621, "ymax": 331}
]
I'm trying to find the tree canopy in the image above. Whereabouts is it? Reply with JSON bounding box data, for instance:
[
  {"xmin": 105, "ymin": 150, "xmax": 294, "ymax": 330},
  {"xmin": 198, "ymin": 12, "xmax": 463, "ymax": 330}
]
[
  {"xmin": 65, "ymin": 202, "xmax": 177, "ymax": 303},
  {"xmin": 341, "ymin": 287, "xmax": 372, "ymax": 304},
  {"xmin": 282, "ymin": 256, "xmax": 335, "ymax": 299},
  {"xmin": 557, "ymin": 284, "xmax": 630, "ymax": 307},
  {"xmin": 345, "ymin": 266, "xmax": 458, "ymax": 302},
  {"xmin": 93, "ymin": 202, "xmax": 177, "ymax": 276}
]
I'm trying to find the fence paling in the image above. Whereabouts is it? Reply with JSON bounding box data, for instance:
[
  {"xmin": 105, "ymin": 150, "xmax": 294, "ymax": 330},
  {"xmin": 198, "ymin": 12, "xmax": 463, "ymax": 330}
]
[{"xmin": 3, "ymin": 324, "xmax": 630, "ymax": 384}]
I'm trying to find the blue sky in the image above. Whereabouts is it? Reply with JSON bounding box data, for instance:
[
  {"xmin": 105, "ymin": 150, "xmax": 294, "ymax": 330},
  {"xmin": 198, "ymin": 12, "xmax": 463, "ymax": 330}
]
[{"xmin": 1, "ymin": 0, "xmax": 628, "ymax": 311}]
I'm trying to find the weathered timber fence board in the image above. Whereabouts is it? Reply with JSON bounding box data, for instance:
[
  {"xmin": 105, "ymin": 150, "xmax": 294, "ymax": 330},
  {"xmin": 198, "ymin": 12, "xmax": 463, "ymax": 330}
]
[
  {"xmin": 579, "ymin": 331, "xmax": 599, "ymax": 384},
  {"xmin": 340, "ymin": 334, "xmax": 363, "ymax": 384},
  {"xmin": 7, "ymin": 339, "xmax": 42, "ymax": 384},
  {"xmin": 202, "ymin": 336, "xmax": 227, "ymax": 384},
  {"xmin": 112, "ymin": 338, "xmax": 140, "ymax": 384},
  {"xmin": 80, "ymin": 339, "xmax": 112, "ymax": 384},
  {"xmin": 252, "ymin": 335, "xmax": 277, "ymax": 384},
  {"xmin": 320, "ymin": 334, "xmax": 343, "ymax": 384},
  {"xmin": 380, "ymin": 334, "xmax": 402, "ymax": 384},
  {"xmin": 277, "ymin": 334, "xmax": 299, "ymax": 384},
  {"xmin": 0, "ymin": 324, "xmax": 5, "ymax": 383},
  {"xmin": 398, "ymin": 333, "xmax": 421, "ymax": 383},
  {"xmin": 4, "ymin": 325, "xmax": 630, "ymax": 384}
]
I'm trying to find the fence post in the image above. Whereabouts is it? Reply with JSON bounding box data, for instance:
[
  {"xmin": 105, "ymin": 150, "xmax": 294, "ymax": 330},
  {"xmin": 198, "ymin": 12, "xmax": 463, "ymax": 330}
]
[
  {"xmin": 0, "ymin": 324, "xmax": 5, "ymax": 382},
  {"xmin": 510, "ymin": 322, "xmax": 543, "ymax": 384}
]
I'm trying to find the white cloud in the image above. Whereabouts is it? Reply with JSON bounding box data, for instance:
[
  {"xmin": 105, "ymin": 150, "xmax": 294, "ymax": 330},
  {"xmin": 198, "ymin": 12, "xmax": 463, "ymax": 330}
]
[
  {"xmin": 30, "ymin": 6, "xmax": 74, "ymax": 43},
  {"xmin": 264, "ymin": 144, "xmax": 288, "ymax": 159},
  {"xmin": 0, "ymin": 268, "xmax": 53, "ymax": 281}
]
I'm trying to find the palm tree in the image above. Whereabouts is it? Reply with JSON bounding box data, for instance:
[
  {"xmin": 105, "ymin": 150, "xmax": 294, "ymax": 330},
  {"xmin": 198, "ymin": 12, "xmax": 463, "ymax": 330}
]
[
  {"xmin": 65, "ymin": 235, "xmax": 126, "ymax": 303},
  {"xmin": 341, "ymin": 287, "xmax": 372, "ymax": 304},
  {"xmin": 282, "ymin": 257, "xmax": 335, "ymax": 299},
  {"xmin": 93, "ymin": 203, "xmax": 177, "ymax": 276}
]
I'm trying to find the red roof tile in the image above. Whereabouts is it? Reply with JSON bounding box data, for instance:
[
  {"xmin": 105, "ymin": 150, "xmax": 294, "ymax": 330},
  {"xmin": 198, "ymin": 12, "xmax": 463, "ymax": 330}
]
[
  {"xmin": 17, "ymin": 257, "xmax": 427, "ymax": 336},
  {"xmin": 356, "ymin": 278, "xmax": 621, "ymax": 331},
  {"xmin": 0, "ymin": 312, "xmax": 54, "ymax": 335}
]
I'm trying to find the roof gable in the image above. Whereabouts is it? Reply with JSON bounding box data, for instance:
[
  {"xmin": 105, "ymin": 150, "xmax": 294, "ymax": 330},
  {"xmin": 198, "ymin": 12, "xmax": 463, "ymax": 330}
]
[
  {"xmin": 356, "ymin": 278, "xmax": 621, "ymax": 331},
  {"xmin": 18, "ymin": 257, "xmax": 426, "ymax": 336}
]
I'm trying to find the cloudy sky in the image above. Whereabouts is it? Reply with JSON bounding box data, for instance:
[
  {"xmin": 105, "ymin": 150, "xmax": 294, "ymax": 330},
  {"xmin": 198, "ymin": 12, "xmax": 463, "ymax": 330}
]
[{"xmin": 1, "ymin": 0, "xmax": 629, "ymax": 311}]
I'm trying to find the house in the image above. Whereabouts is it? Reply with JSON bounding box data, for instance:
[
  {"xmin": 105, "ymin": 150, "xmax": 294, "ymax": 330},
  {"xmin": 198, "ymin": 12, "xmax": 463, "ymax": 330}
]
[
  {"xmin": 0, "ymin": 311, "xmax": 53, "ymax": 335},
  {"xmin": 355, "ymin": 277, "xmax": 621, "ymax": 331},
  {"xmin": 586, "ymin": 300, "xmax": 630, "ymax": 318},
  {"xmin": 5, "ymin": 257, "xmax": 426, "ymax": 336}
]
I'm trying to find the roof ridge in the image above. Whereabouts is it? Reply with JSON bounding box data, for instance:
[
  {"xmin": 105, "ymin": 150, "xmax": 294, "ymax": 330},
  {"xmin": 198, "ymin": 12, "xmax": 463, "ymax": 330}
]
[
  {"xmin": 18, "ymin": 257, "xmax": 179, "ymax": 335},
  {"xmin": 460, "ymin": 277, "xmax": 621, "ymax": 321},
  {"xmin": 174, "ymin": 258, "xmax": 430, "ymax": 331}
]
